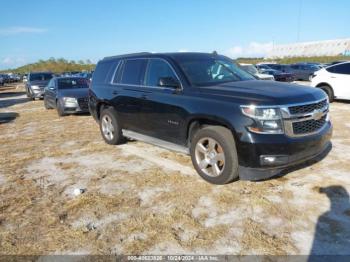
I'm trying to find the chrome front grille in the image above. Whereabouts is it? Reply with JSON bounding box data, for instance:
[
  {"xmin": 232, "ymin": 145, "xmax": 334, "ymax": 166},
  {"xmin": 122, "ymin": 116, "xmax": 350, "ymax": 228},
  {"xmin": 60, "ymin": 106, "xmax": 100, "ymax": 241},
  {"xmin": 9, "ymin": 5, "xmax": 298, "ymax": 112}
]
[
  {"xmin": 292, "ymin": 115, "xmax": 327, "ymax": 135},
  {"xmin": 78, "ymin": 97, "xmax": 89, "ymax": 110},
  {"xmin": 281, "ymin": 98, "xmax": 329, "ymax": 137},
  {"xmin": 288, "ymin": 99, "xmax": 327, "ymax": 115}
]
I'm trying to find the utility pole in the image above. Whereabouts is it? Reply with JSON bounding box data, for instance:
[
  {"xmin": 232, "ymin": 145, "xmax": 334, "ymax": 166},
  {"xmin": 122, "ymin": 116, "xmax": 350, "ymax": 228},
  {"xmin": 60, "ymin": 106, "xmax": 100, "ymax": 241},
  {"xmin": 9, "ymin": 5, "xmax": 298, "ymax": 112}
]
[{"xmin": 297, "ymin": 0, "xmax": 303, "ymax": 42}]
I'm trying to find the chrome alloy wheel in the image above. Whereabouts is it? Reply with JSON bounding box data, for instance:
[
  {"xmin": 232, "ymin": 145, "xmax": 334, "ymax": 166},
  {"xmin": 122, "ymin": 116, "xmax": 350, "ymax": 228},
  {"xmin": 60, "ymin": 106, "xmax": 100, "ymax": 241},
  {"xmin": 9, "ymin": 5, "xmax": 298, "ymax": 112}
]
[
  {"xmin": 194, "ymin": 137, "xmax": 225, "ymax": 177},
  {"xmin": 101, "ymin": 115, "xmax": 115, "ymax": 141}
]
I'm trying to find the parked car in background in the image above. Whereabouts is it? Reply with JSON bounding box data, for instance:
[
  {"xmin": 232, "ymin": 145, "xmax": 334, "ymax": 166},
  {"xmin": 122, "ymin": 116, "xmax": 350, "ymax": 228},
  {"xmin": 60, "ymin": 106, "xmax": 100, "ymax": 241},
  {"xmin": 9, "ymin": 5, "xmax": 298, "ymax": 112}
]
[
  {"xmin": 256, "ymin": 64, "xmax": 272, "ymax": 71},
  {"xmin": 1, "ymin": 74, "xmax": 11, "ymax": 83},
  {"xmin": 0, "ymin": 75, "xmax": 4, "ymax": 86},
  {"xmin": 304, "ymin": 62, "xmax": 324, "ymax": 69},
  {"xmin": 44, "ymin": 77, "xmax": 90, "ymax": 116},
  {"xmin": 287, "ymin": 63, "xmax": 321, "ymax": 81},
  {"xmin": 26, "ymin": 72, "xmax": 53, "ymax": 100},
  {"xmin": 239, "ymin": 63, "xmax": 274, "ymax": 80},
  {"xmin": 89, "ymin": 52, "xmax": 332, "ymax": 184},
  {"xmin": 311, "ymin": 61, "xmax": 350, "ymax": 102},
  {"xmin": 75, "ymin": 72, "xmax": 93, "ymax": 81},
  {"xmin": 22, "ymin": 74, "xmax": 28, "ymax": 82},
  {"xmin": 259, "ymin": 63, "xmax": 290, "ymax": 72},
  {"xmin": 260, "ymin": 69, "xmax": 294, "ymax": 82}
]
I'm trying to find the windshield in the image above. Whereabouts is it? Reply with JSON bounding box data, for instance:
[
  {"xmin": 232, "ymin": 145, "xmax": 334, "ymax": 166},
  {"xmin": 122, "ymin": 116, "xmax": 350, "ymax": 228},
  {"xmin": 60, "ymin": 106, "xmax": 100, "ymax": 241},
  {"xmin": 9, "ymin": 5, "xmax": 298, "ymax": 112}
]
[
  {"xmin": 176, "ymin": 56, "xmax": 255, "ymax": 86},
  {"xmin": 29, "ymin": 73, "xmax": 53, "ymax": 81},
  {"xmin": 241, "ymin": 65, "xmax": 258, "ymax": 75},
  {"xmin": 57, "ymin": 78, "xmax": 89, "ymax": 89}
]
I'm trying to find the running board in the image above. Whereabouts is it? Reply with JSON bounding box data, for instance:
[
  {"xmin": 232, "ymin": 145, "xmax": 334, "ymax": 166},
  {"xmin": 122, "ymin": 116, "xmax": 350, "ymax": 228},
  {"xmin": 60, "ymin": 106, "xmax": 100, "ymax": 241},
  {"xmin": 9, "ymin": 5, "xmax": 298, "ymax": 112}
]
[{"xmin": 122, "ymin": 129, "xmax": 190, "ymax": 155}]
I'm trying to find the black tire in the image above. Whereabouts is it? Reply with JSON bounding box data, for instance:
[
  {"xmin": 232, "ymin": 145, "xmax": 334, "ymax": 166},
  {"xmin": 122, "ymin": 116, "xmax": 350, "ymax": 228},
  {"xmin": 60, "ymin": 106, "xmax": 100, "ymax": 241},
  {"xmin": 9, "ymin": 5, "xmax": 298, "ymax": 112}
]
[
  {"xmin": 319, "ymin": 85, "xmax": 334, "ymax": 102},
  {"xmin": 44, "ymin": 97, "xmax": 52, "ymax": 109},
  {"xmin": 99, "ymin": 107, "xmax": 124, "ymax": 145},
  {"xmin": 26, "ymin": 87, "xmax": 34, "ymax": 99},
  {"xmin": 190, "ymin": 125, "xmax": 239, "ymax": 184},
  {"xmin": 56, "ymin": 101, "xmax": 66, "ymax": 116}
]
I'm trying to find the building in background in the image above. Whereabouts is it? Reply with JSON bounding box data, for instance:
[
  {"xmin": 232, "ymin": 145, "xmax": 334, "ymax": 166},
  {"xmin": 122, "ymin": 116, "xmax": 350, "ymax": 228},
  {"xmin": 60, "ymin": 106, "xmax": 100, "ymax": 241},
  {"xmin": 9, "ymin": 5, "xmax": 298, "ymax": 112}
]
[{"xmin": 267, "ymin": 38, "xmax": 350, "ymax": 59}]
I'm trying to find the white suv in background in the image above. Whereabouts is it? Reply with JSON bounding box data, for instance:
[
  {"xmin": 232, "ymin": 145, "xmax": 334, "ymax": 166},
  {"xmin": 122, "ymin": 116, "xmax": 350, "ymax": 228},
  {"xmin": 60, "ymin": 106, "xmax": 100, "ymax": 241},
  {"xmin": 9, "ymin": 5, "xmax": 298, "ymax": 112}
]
[{"xmin": 311, "ymin": 61, "xmax": 350, "ymax": 102}]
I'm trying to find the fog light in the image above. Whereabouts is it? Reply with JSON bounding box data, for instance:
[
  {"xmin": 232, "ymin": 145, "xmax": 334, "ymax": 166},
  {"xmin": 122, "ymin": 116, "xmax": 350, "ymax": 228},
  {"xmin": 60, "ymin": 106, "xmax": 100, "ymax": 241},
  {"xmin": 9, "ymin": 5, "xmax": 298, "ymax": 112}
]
[{"xmin": 260, "ymin": 155, "xmax": 289, "ymax": 166}]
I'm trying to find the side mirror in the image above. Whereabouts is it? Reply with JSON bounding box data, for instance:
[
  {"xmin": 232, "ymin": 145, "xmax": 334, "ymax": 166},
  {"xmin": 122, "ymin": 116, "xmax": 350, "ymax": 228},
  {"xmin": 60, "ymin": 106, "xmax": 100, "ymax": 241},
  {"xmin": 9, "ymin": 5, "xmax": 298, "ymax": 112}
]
[{"xmin": 158, "ymin": 77, "xmax": 180, "ymax": 89}]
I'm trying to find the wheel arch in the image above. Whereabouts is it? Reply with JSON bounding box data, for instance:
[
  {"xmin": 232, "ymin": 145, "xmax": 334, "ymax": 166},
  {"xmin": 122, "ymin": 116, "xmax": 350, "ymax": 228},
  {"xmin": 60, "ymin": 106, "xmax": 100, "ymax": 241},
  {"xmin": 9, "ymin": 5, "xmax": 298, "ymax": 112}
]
[
  {"xmin": 96, "ymin": 101, "xmax": 113, "ymax": 121},
  {"xmin": 186, "ymin": 116, "xmax": 238, "ymax": 147},
  {"xmin": 315, "ymin": 82, "xmax": 334, "ymax": 97}
]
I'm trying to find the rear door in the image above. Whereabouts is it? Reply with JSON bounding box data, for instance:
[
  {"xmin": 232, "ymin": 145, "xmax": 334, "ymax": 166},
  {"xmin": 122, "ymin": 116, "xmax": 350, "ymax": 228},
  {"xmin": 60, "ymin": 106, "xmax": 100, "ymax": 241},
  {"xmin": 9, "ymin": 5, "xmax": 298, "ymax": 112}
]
[
  {"xmin": 45, "ymin": 79, "xmax": 57, "ymax": 107},
  {"xmin": 326, "ymin": 63, "xmax": 350, "ymax": 99},
  {"xmin": 111, "ymin": 59, "xmax": 148, "ymax": 132}
]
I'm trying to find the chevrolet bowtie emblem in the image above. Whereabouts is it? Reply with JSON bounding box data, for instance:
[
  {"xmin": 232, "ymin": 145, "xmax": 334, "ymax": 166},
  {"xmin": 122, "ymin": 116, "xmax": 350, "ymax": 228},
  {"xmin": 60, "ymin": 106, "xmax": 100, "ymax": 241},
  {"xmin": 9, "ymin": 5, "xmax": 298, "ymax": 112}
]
[{"xmin": 312, "ymin": 110, "xmax": 323, "ymax": 120}]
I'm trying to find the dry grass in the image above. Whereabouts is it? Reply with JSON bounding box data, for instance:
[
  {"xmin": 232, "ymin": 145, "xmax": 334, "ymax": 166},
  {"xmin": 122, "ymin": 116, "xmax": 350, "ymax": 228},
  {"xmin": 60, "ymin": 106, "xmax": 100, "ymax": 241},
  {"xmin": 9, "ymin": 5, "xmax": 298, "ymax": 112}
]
[{"xmin": 1, "ymin": 84, "xmax": 350, "ymax": 255}]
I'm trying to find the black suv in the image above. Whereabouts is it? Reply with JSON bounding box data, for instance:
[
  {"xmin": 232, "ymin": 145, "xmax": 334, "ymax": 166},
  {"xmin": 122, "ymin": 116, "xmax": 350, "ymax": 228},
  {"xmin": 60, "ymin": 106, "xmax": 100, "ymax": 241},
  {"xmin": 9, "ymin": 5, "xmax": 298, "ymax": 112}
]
[{"xmin": 89, "ymin": 52, "xmax": 332, "ymax": 184}]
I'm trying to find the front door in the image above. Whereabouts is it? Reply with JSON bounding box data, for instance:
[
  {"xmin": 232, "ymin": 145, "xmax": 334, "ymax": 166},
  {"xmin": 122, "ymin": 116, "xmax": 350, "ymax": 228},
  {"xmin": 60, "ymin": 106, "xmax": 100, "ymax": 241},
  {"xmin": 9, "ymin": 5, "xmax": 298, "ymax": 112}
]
[{"xmin": 139, "ymin": 58, "xmax": 187, "ymax": 144}]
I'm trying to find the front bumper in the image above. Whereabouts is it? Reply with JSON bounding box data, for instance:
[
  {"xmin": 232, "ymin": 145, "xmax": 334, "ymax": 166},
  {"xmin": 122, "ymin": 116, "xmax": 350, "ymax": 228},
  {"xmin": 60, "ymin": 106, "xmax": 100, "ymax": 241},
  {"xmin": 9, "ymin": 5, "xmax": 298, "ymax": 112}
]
[
  {"xmin": 31, "ymin": 89, "xmax": 44, "ymax": 98},
  {"xmin": 237, "ymin": 121, "xmax": 332, "ymax": 180},
  {"xmin": 62, "ymin": 107, "xmax": 90, "ymax": 114}
]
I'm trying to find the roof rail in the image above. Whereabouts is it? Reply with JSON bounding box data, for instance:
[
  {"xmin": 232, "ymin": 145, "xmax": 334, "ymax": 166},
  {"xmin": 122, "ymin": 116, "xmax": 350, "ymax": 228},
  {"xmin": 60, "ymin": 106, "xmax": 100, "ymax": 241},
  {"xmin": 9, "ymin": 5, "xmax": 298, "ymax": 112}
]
[{"xmin": 103, "ymin": 52, "xmax": 151, "ymax": 60}]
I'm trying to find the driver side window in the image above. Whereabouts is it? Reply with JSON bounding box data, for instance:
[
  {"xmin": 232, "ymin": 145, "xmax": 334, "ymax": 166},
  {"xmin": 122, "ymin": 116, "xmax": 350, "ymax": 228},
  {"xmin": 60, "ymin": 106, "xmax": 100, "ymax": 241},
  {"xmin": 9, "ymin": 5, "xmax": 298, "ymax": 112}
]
[{"xmin": 144, "ymin": 59, "xmax": 177, "ymax": 87}]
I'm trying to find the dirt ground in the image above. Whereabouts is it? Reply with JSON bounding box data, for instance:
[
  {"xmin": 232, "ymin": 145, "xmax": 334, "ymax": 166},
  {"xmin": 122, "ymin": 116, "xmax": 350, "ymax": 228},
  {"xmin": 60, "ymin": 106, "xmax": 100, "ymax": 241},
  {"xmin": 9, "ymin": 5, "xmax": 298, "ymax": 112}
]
[{"xmin": 0, "ymin": 83, "xmax": 350, "ymax": 255}]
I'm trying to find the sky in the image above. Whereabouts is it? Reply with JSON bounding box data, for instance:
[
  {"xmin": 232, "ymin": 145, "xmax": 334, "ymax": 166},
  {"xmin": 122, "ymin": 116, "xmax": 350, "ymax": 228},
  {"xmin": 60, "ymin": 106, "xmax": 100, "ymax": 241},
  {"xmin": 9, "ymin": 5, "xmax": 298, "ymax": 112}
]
[{"xmin": 0, "ymin": 0, "xmax": 349, "ymax": 69}]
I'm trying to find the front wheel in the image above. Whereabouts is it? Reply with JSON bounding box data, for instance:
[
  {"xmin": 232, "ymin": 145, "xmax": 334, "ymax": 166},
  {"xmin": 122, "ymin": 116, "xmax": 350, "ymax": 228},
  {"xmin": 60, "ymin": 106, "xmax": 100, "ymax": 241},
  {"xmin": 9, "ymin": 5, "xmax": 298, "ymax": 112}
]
[
  {"xmin": 44, "ymin": 97, "xmax": 51, "ymax": 109},
  {"xmin": 190, "ymin": 126, "xmax": 239, "ymax": 184},
  {"xmin": 56, "ymin": 101, "xmax": 66, "ymax": 116}
]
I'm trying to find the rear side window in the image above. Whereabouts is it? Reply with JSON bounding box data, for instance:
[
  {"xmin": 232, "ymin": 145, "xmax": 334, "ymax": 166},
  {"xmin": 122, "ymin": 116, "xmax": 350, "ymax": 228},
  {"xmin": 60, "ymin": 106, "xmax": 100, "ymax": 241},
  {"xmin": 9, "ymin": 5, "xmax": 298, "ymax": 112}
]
[
  {"xmin": 120, "ymin": 59, "xmax": 147, "ymax": 85},
  {"xmin": 327, "ymin": 63, "xmax": 350, "ymax": 74},
  {"xmin": 93, "ymin": 60, "xmax": 117, "ymax": 84}
]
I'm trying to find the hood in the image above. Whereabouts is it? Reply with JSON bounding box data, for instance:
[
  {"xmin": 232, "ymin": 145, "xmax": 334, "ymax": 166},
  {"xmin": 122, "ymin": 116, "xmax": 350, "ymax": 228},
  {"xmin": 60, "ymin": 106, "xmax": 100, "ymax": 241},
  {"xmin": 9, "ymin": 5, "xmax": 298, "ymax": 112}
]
[
  {"xmin": 29, "ymin": 80, "xmax": 50, "ymax": 87},
  {"xmin": 196, "ymin": 80, "xmax": 326, "ymax": 105},
  {"xmin": 58, "ymin": 88, "xmax": 89, "ymax": 99}
]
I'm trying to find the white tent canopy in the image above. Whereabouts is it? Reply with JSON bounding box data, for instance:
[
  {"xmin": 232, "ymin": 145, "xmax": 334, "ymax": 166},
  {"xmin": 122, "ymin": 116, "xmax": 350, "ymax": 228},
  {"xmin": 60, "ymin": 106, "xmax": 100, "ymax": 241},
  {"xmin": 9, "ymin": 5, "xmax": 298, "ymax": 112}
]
[{"xmin": 267, "ymin": 38, "xmax": 350, "ymax": 59}]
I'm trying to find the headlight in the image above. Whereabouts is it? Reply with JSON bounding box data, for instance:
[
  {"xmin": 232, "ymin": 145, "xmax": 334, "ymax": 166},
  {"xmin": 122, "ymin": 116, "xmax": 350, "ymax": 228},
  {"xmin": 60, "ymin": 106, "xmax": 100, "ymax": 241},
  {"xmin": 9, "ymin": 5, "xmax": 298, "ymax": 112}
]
[
  {"xmin": 63, "ymin": 97, "xmax": 78, "ymax": 106},
  {"xmin": 241, "ymin": 105, "xmax": 284, "ymax": 134},
  {"xmin": 31, "ymin": 85, "xmax": 40, "ymax": 90}
]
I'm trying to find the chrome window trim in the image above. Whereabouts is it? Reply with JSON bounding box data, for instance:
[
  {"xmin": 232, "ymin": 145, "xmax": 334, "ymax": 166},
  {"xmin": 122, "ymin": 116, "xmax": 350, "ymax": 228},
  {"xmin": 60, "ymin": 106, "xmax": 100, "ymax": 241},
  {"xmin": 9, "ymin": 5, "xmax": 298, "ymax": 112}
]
[
  {"xmin": 110, "ymin": 60, "xmax": 122, "ymax": 85},
  {"xmin": 111, "ymin": 82, "xmax": 180, "ymax": 92},
  {"xmin": 110, "ymin": 57, "xmax": 183, "ymax": 91}
]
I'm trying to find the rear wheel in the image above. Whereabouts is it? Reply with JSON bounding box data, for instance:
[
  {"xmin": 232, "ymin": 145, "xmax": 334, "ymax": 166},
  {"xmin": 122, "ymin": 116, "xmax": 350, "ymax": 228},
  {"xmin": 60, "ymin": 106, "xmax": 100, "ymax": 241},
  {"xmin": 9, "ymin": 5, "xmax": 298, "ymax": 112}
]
[
  {"xmin": 319, "ymin": 85, "xmax": 334, "ymax": 102},
  {"xmin": 99, "ymin": 107, "xmax": 124, "ymax": 145},
  {"xmin": 190, "ymin": 126, "xmax": 239, "ymax": 184}
]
